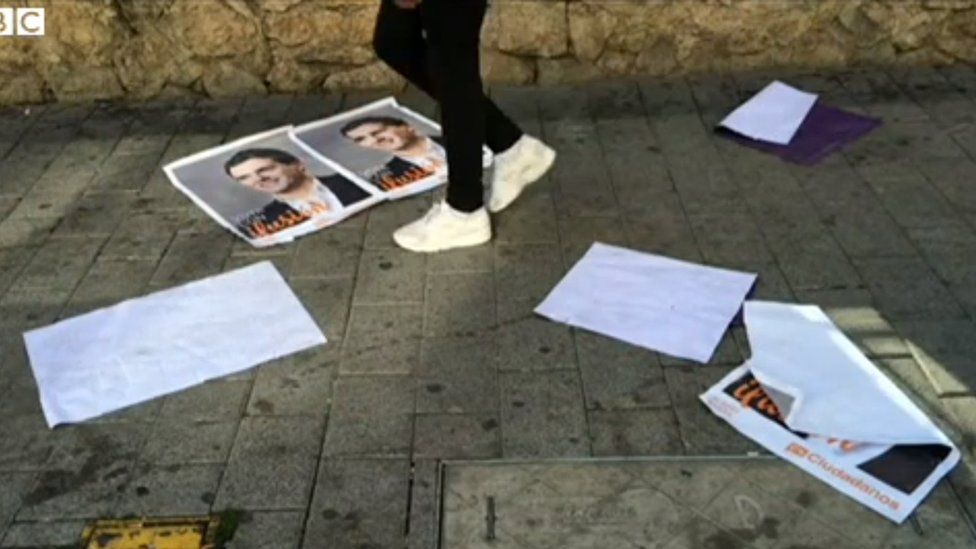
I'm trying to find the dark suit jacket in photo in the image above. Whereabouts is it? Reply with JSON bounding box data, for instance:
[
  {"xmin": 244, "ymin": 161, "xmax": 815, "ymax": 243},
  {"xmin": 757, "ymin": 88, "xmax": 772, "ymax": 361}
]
[{"xmin": 234, "ymin": 174, "xmax": 369, "ymax": 239}]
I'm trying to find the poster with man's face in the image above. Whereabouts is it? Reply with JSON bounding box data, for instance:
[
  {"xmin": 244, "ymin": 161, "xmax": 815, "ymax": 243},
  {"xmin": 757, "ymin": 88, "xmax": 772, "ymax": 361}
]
[
  {"xmin": 164, "ymin": 127, "xmax": 382, "ymax": 247},
  {"xmin": 289, "ymin": 98, "xmax": 492, "ymax": 199}
]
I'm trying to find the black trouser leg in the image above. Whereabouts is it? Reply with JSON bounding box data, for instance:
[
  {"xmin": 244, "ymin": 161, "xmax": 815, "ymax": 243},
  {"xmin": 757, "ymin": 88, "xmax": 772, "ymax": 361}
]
[
  {"xmin": 416, "ymin": 0, "xmax": 490, "ymax": 211},
  {"xmin": 373, "ymin": 0, "xmax": 523, "ymax": 156}
]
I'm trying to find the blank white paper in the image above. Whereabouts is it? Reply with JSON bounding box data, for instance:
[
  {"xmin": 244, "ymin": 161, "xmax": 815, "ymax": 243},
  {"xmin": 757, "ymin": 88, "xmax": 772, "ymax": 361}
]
[
  {"xmin": 743, "ymin": 301, "xmax": 945, "ymax": 445},
  {"xmin": 535, "ymin": 243, "xmax": 756, "ymax": 363},
  {"xmin": 718, "ymin": 81, "xmax": 818, "ymax": 145},
  {"xmin": 24, "ymin": 262, "xmax": 326, "ymax": 427}
]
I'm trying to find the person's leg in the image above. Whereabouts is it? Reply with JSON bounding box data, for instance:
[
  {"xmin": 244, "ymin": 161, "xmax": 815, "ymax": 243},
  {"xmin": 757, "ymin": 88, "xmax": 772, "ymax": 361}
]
[
  {"xmin": 389, "ymin": 0, "xmax": 492, "ymax": 253},
  {"xmin": 373, "ymin": 0, "xmax": 521, "ymax": 154},
  {"xmin": 419, "ymin": 0, "xmax": 488, "ymax": 212}
]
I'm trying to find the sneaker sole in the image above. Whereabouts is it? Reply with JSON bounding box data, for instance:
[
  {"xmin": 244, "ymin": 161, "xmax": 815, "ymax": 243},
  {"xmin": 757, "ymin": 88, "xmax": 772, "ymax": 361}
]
[
  {"xmin": 393, "ymin": 229, "xmax": 492, "ymax": 253},
  {"xmin": 488, "ymin": 146, "xmax": 557, "ymax": 213}
]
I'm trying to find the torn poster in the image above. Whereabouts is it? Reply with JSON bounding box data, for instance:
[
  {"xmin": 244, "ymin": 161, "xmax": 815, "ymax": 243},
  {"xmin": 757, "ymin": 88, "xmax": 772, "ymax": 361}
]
[
  {"xmin": 23, "ymin": 262, "xmax": 326, "ymax": 427},
  {"xmin": 535, "ymin": 243, "xmax": 756, "ymax": 363},
  {"xmin": 164, "ymin": 127, "xmax": 383, "ymax": 247},
  {"xmin": 717, "ymin": 81, "xmax": 818, "ymax": 145},
  {"xmin": 700, "ymin": 301, "xmax": 959, "ymax": 523},
  {"xmin": 290, "ymin": 97, "xmax": 492, "ymax": 200}
]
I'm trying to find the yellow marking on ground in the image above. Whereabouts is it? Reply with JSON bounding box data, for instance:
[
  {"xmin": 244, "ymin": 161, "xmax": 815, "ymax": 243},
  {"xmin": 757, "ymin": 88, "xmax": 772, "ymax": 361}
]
[{"xmin": 82, "ymin": 517, "xmax": 220, "ymax": 549}]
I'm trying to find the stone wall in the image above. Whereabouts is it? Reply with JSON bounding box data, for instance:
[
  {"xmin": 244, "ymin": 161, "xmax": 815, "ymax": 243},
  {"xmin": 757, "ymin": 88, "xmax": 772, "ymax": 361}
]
[{"xmin": 1, "ymin": 0, "xmax": 975, "ymax": 105}]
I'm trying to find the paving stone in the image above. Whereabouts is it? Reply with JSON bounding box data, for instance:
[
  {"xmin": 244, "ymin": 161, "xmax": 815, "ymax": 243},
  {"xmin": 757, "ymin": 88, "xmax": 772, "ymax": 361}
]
[
  {"xmin": 406, "ymin": 459, "xmax": 439, "ymax": 549},
  {"xmin": 246, "ymin": 348, "xmax": 335, "ymax": 416},
  {"xmin": 0, "ymin": 247, "xmax": 37, "ymax": 296},
  {"xmin": 794, "ymin": 288, "xmax": 910, "ymax": 358},
  {"xmin": 0, "ymin": 195, "xmax": 19, "ymax": 219},
  {"xmin": 99, "ymin": 210, "xmax": 182, "ymax": 261},
  {"xmin": 158, "ymin": 380, "xmax": 251, "ymax": 421},
  {"xmin": 226, "ymin": 511, "xmax": 305, "ymax": 549},
  {"xmin": 0, "ymin": 217, "xmax": 61, "ymax": 248},
  {"xmin": 493, "ymin": 192, "xmax": 559, "ymax": 244},
  {"xmin": 496, "ymin": 314, "xmax": 577, "ymax": 373},
  {"xmin": 290, "ymin": 227, "xmax": 363, "ymax": 279},
  {"xmin": 0, "ymin": 473, "xmax": 34, "ymax": 533},
  {"xmin": 769, "ymin": 231, "xmax": 863, "ymax": 291},
  {"xmin": 0, "ymin": 286, "xmax": 72, "ymax": 331},
  {"xmin": 89, "ymin": 153, "xmax": 160, "ymax": 193},
  {"xmin": 149, "ymin": 229, "xmax": 234, "ymax": 288},
  {"xmin": 427, "ymin": 244, "xmax": 494, "ymax": 274},
  {"xmin": 951, "ymin": 280, "xmax": 976, "ymax": 318},
  {"xmin": 896, "ymin": 319, "xmax": 976, "ymax": 397},
  {"xmin": 557, "ymin": 215, "xmax": 629, "ymax": 266},
  {"xmin": 826, "ymin": 208, "xmax": 917, "ymax": 258},
  {"xmin": 8, "ymin": 237, "xmax": 102, "ymax": 292},
  {"xmin": 0, "ymin": 520, "xmax": 86, "ymax": 548},
  {"xmin": 576, "ymin": 331, "xmax": 670, "ymax": 411},
  {"xmin": 499, "ymin": 370, "xmax": 589, "ymax": 458},
  {"xmin": 140, "ymin": 420, "xmax": 239, "ymax": 466},
  {"xmin": 424, "ymin": 273, "xmax": 495, "ymax": 338},
  {"xmin": 341, "ymin": 304, "xmax": 422, "ymax": 375},
  {"xmin": 289, "ymin": 276, "xmax": 355, "ymax": 343},
  {"xmin": 493, "ymin": 244, "xmax": 565, "ymax": 310},
  {"xmin": 324, "ymin": 376, "xmax": 414, "ymax": 457},
  {"xmin": 17, "ymin": 424, "xmax": 148, "ymax": 520},
  {"xmin": 703, "ymin": 476, "xmax": 805, "ymax": 549},
  {"xmin": 62, "ymin": 258, "xmax": 156, "ymax": 318},
  {"xmin": 905, "ymin": 220, "xmax": 976, "ymax": 285},
  {"xmin": 665, "ymin": 365, "xmax": 762, "ymax": 455},
  {"xmin": 4, "ymin": 186, "xmax": 86, "ymax": 220},
  {"xmin": 113, "ymin": 463, "xmax": 223, "ymax": 517},
  {"xmin": 52, "ymin": 191, "xmax": 138, "ymax": 237},
  {"xmin": 660, "ymin": 330, "xmax": 744, "ymax": 367},
  {"xmin": 352, "ymin": 248, "xmax": 426, "ymax": 304},
  {"xmin": 417, "ymin": 335, "xmax": 498, "ymax": 414},
  {"xmin": 688, "ymin": 212, "xmax": 773, "ymax": 266},
  {"xmin": 214, "ymin": 416, "xmax": 324, "ymax": 510},
  {"xmin": 857, "ymin": 163, "xmax": 959, "ymax": 229},
  {"xmin": 413, "ymin": 414, "xmax": 501, "ymax": 459},
  {"xmin": 881, "ymin": 483, "xmax": 974, "ymax": 548},
  {"xmin": 589, "ymin": 408, "xmax": 683, "ymax": 457},
  {"xmin": 0, "ymin": 415, "xmax": 55, "ymax": 472},
  {"xmin": 303, "ymin": 459, "xmax": 409, "ymax": 549},
  {"xmin": 623, "ymin": 209, "xmax": 704, "ymax": 264},
  {"xmin": 853, "ymin": 256, "xmax": 964, "ymax": 320}
]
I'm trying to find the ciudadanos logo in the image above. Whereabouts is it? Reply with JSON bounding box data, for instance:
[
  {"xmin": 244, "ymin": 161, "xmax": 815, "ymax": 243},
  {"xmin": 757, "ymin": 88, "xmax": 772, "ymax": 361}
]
[{"xmin": 0, "ymin": 7, "xmax": 45, "ymax": 37}]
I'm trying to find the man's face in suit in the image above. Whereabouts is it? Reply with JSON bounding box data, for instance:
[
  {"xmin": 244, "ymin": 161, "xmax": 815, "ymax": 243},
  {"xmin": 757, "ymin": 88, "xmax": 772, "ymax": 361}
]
[
  {"xmin": 345, "ymin": 121, "xmax": 421, "ymax": 153},
  {"xmin": 228, "ymin": 157, "xmax": 310, "ymax": 195}
]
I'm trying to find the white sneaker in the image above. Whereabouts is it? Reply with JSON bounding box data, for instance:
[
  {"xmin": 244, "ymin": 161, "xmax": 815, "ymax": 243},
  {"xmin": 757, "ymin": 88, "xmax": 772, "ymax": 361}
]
[
  {"xmin": 392, "ymin": 200, "xmax": 492, "ymax": 253},
  {"xmin": 488, "ymin": 135, "xmax": 556, "ymax": 213}
]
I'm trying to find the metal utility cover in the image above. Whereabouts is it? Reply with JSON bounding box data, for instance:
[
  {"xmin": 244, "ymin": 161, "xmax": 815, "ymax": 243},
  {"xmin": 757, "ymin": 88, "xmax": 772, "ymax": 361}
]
[
  {"xmin": 438, "ymin": 457, "xmax": 976, "ymax": 548},
  {"xmin": 81, "ymin": 517, "xmax": 220, "ymax": 549}
]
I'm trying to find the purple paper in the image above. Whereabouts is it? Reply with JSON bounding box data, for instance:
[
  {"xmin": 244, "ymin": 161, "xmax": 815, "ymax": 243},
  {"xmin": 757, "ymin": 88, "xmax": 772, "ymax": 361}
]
[{"xmin": 717, "ymin": 101, "xmax": 881, "ymax": 165}]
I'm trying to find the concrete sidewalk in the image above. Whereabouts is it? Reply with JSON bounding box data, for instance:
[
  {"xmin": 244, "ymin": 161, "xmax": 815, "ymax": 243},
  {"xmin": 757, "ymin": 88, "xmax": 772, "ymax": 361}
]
[{"xmin": 1, "ymin": 67, "xmax": 976, "ymax": 548}]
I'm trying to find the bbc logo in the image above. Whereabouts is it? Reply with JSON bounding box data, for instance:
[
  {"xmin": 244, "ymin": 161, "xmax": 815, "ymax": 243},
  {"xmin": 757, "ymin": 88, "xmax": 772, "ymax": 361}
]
[{"xmin": 0, "ymin": 7, "xmax": 45, "ymax": 37}]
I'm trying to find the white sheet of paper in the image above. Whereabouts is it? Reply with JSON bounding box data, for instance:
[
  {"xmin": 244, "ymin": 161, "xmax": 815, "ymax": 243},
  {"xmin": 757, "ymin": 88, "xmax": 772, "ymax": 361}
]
[
  {"xmin": 24, "ymin": 262, "xmax": 326, "ymax": 427},
  {"xmin": 718, "ymin": 81, "xmax": 818, "ymax": 145},
  {"xmin": 743, "ymin": 301, "xmax": 941, "ymax": 445},
  {"xmin": 535, "ymin": 243, "xmax": 756, "ymax": 363}
]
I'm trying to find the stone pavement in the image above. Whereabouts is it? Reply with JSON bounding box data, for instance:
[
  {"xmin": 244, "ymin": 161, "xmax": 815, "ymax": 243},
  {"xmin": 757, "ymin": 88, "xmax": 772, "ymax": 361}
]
[
  {"xmin": 440, "ymin": 458, "xmax": 974, "ymax": 548},
  {"xmin": 0, "ymin": 67, "xmax": 975, "ymax": 547}
]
